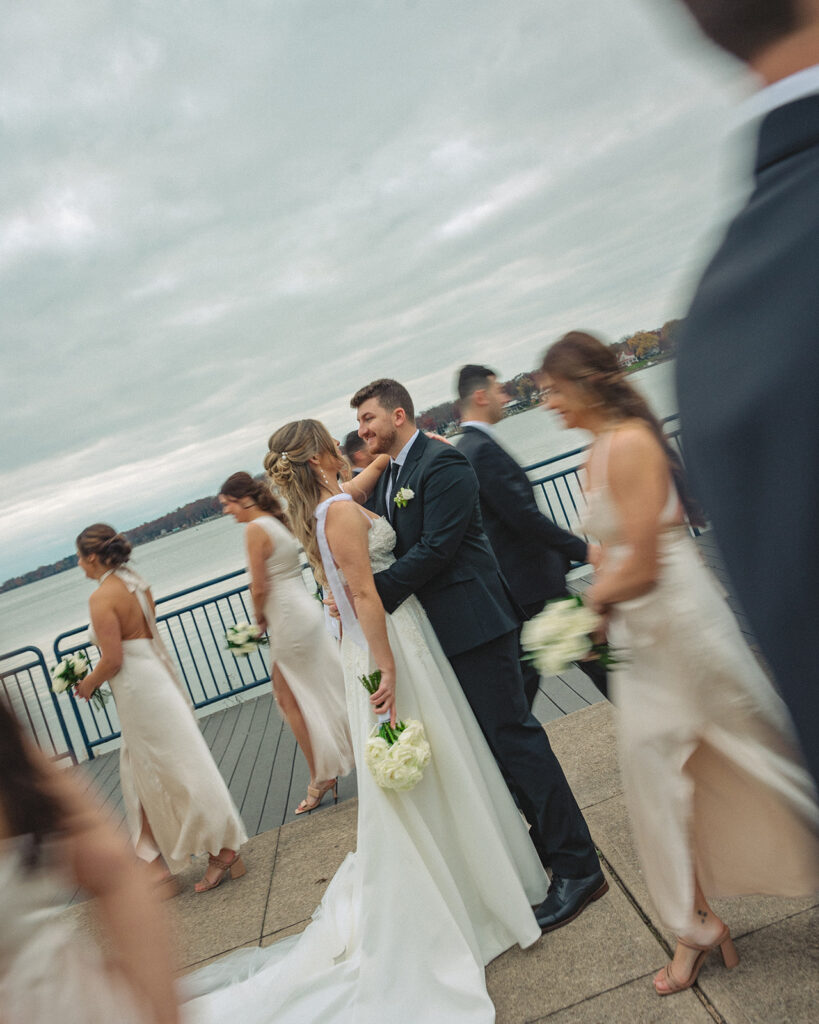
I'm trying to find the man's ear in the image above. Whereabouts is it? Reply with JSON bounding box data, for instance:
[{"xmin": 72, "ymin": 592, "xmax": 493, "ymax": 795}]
[{"xmin": 393, "ymin": 407, "xmax": 407, "ymax": 428}]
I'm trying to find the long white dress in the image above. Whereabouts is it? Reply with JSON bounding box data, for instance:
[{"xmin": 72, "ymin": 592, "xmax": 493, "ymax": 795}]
[
  {"xmin": 0, "ymin": 836, "xmax": 152, "ymax": 1024},
  {"xmin": 181, "ymin": 497, "xmax": 548, "ymax": 1023},
  {"xmin": 253, "ymin": 515, "xmax": 354, "ymax": 781},
  {"xmin": 584, "ymin": 435, "xmax": 819, "ymax": 935},
  {"xmin": 97, "ymin": 567, "xmax": 247, "ymax": 871}
]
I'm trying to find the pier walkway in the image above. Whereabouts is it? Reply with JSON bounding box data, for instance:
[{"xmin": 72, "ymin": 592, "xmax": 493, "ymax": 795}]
[{"xmin": 61, "ymin": 533, "xmax": 815, "ymax": 1022}]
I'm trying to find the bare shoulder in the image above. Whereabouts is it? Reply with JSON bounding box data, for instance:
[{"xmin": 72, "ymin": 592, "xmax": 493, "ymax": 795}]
[
  {"xmin": 326, "ymin": 498, "xmax": 370, "ymax": 529},
  {"xmin": 609, "ymin": 420, "xmax": 664, "ymax": 465}
]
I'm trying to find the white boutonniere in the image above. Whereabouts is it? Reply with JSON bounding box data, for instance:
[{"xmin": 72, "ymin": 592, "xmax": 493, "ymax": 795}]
[{"xmin": 393, "ymin": 487, "xmax": 414, "ymax": 509}]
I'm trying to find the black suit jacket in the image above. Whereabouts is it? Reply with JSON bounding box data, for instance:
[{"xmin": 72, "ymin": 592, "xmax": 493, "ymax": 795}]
[
  {"xmin": 372, "ymin": 431, "xmax": 520, "ymax": 657},
  {"xmin": 456, "ymin": 425, "xmax": 588, "ymax": 608},
  {"xmin": 677, "ymin": 92, "xmax": 819, "ymax": 779}
]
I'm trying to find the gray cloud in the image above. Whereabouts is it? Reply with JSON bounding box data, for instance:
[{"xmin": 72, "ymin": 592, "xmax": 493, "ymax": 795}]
[{"xmin": 1, "ymin": 0, "xmax": 749, "ymax": 578}]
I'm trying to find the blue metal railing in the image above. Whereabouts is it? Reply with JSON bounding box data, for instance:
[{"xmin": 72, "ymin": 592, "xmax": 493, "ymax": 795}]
[
  {"xmin": 7, "ymin": 415, "xmax": 690, "ymax": 762},
  {"xmin": 52, "ymin": 569, "xmax": 285, "ymax": 760},
  {"xmin": 0, "ymin": 646, "xmax": 78, "ymax": 765}
]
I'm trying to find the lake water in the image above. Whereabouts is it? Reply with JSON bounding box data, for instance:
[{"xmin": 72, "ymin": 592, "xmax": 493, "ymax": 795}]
[{"xmin": 0, "ymin": 360, "xmax": 677, "ymax": 659}]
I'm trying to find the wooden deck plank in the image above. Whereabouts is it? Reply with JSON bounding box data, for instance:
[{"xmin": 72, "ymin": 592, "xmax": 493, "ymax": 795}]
[{"xmin": 235, "ymin": 700, "xmax": 285, "ymax": 834}]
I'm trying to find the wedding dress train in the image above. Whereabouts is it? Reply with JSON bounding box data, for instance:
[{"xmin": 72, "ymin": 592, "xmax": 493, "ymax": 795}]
[{"xmin": 180, "ymin": 496, "xmax": 548, "ymax": 1023}]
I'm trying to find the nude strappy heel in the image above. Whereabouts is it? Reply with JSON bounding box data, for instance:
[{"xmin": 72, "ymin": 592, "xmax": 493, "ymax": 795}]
[
  {"xmin": 194, "ymin": 851, "xmax": 246, "ymax": 893},
  {"xmin": 654, "ymin": 926, "xmax": 739, "ymax": 995},
  {"xmin": 294, "ymin": 777, "xmax": 339, "ymax": 815}
]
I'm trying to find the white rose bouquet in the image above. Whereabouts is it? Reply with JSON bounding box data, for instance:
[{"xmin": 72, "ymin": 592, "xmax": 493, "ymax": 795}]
[
  {"xmin": 225, "ymin": 622, "xmax": 269, "ymax": 657},
  {"xmin": 521, "ymin": 595, "xmax": 618, "ymax": 677},
  {"xmin": 360, "ymin": 670, "xmax": 431, "ymax": 791},
  {"xmin": 51, "ymin": 652, "xmax": 111, "ymax": 710}
]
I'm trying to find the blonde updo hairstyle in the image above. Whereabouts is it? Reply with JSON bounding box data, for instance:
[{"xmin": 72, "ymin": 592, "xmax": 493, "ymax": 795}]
[
  {"xmin": 264, "ymin": 419, "xmax": 339, "ymax": 586},
  {"xmin": 76, "ymin": 523, "xmax": 132, "ymax": 568},
  {"xmin": 540, "ymin": 331, "xmax": 705, "ymax": 528}
]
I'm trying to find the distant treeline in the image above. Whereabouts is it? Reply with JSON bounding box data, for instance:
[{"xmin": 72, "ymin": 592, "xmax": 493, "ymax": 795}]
[
  {"xmin": 0, "ymin": 495, "xmax": 221, "ymax": 594},
  {"xmin": 3, "ymin": 321, "xmax": 680, "ymax": 592}
]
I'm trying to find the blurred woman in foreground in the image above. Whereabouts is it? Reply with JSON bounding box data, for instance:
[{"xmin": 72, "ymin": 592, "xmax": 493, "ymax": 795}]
[
  {"xmin": 540, "ymin": 331, "xmax": 818, "ymax": 996},
  {"xmin": 0, "ymin": 700, "xmax": 179, "ymax": 1024}
]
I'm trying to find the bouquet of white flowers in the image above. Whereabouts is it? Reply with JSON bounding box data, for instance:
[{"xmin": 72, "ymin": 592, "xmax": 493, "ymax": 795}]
[
  {"xmin": 225, "ymin": 622, "xmax": 269, "ymax": 657},
  {"xmin": 51, "ymin": 652, "xmax": 110, "ymax": 711},
  {"xmin": 360, "ymin": 670, "xmax": 431, "ymax": 791},
  {"xmin": 521, "ymin": 595, "xmax": 617, "ymax": 677}
]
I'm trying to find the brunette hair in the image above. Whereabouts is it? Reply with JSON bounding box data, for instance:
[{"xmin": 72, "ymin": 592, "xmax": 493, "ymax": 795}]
[
  {"xmin": 219, "ymin": 472, "xmax": 288, "ymax": 525},
  {"xmin": 540, "ymin": 331, "xmax": 705, "ymax": 527},
  {"xmin": 76, "ymin": 523, "xmax": 132, "ymax": 567},
  {"xmin": 350, "ymin": 378, "xmax": 415, "ymax": 421},
  {"xmin": 676, "ymin": 1, "xmax": 799, "ymax": 61},
  {"xmin": 0, "ymin": 699, "xmax": 64, "ymax": 866},
  {"xmin": 344, "ymin": 429, "xmax": 367, "ymax": 458},
  {"xmin": 263, "ymin": 419, "xmax": 340, "ymax": 586},
  {"xmin": 457, "ymin": 364, "xmax": 497, "ymax": 403}
]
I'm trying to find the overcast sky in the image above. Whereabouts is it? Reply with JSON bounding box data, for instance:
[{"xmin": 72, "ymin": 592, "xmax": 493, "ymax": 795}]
[{"xmin": 1, "ymin": 0, "xmax": 753, "ymax": 580}]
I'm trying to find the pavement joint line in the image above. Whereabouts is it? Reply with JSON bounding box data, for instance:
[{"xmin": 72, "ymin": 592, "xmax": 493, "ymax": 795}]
[
  {"xmin": 595, "ymin": 848, "xmax": 729, "ymax": 1024},
  {"xmin": 256, "ymin": 826, "xmax": 282, "ymax": 946}
]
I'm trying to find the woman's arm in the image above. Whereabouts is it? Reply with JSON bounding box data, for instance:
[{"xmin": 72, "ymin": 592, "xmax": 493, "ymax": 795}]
[
  {"xmin": 586, "ymin": 425, "xmax": 670, "ymax": 611},
  {"xmin": 245, "ymin": 522, "xmax": 273, "ymax": 631},
  {"xmin": 76, "ymin": 591, "xmax": 123, "ymax": 700},
  {"xmin": 324, "ymin": 501, "xmax": 396, "ymax": 725},
  {"xmin": 341, "ymin": 453, "xmax": 389, "ymax": 504}
]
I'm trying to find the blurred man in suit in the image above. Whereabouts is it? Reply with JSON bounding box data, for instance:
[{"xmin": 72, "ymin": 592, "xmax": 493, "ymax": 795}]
[
  {"xmin": 673, "ymin": 0, "xmax": 819, "ymax": 782},
  {"xmin": 456, "ymin": 365, "xmax": 607, "ymax": 705}
]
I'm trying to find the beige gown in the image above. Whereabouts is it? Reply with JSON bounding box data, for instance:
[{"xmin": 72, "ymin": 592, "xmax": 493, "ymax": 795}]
[
  {"xmin": 95, "ymin": 567, "xmax": 246, "ymax": 872},
  {"xmin": 0, "ymin": 836, "xmax": 153, "ymax": 1024},
  {"xmin": 584, "ymin": 432, "xmax": 818, "ymax": 934},
  {"xmin": 253, "ymin": 515, "xmax": 354, "ymax": 782}
]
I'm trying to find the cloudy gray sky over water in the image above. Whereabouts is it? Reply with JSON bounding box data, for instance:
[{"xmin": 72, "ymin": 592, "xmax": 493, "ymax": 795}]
[{"xmin": 2, "ymin": 0, "xmax": 752, "ymax": 580}]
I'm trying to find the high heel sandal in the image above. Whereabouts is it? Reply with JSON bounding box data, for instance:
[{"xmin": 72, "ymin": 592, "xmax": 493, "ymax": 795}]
[
  {"xmin": 654, "ymin": 926, "xmax": 739, "ymax": 995},
  {"xmin": 194, "ymin": 851, "xmax": 246, "ymax": 894},
  {"xmin": 294, "ymin": 777, "xmax": 339, "ymax": 815}
]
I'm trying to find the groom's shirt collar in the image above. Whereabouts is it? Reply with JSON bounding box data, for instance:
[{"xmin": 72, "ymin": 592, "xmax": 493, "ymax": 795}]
[
  {"xmin": 740, "ymin": 63, "xmax": 819, "ymax": 123},
  {"xmin": 392, "ymin": 429, "xmax": 420, "ymax": 469}
]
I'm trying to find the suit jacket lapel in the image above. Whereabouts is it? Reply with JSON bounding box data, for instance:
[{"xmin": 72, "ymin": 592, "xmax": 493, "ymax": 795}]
[{"xmin": 388, "ymin": 432, "xmax": 427, "ymax": 524}]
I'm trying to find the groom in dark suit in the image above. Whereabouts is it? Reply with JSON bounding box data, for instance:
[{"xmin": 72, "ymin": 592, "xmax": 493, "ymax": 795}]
[
  {"xmin": 455, "ymin": 364, "xmax": 608, "ymax": 706},
  {"xmin": 673, "ymin": 0, "xmax": 819, "ymax": 784},
  {"xmin": 351, "ymin": 378, "xmax": 607, "ymax": 932}
]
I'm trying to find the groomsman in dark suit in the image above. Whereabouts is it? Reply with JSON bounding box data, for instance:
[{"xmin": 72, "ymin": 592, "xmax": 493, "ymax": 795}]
[
  {"xmin": 673, "ymin": 0, "xmax": 819, "ymax": 784},
  {"xmin": 455, "ymin": 364, "xmax": 608, "ymax": 706},
  {"xmin": 351, "ymin": 378, "xmax": 607, "ymax": 932},
  {"xmin": 343, "ymin": 429, "xmax": 377, "ymax": 512}
]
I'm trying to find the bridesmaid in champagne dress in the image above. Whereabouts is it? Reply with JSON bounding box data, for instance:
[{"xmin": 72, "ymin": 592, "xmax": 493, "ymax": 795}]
[
  {"xmin": 219, "ymin": 472, "xmax": 355, "ymax": 812},
  {"xmin": 75, "ymin": 524, "xmax": 247, "ymax": 893},
  {"xmin": 539, "ymin": 332, "xmax": 818, "ymax": 996}
]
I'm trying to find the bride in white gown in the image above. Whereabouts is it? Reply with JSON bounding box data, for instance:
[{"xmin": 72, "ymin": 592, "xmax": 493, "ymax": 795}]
[{"xmin": 178, "ymin": 420, "xmax": 549, "ymax": 1022}]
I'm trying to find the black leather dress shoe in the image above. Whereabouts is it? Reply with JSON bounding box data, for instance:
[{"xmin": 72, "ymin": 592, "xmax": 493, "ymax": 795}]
[{"xmin": 534, "ymin": 869, "xmax": 609, "ymax": 932}]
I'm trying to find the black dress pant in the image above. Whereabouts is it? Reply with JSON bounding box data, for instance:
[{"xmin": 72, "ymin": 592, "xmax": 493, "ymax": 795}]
[
  {"xmin": 449, "ymin": 629, "xmax": 600, "ymax": 879},
  {"xmin": 519, "ymin": 599, "xmax": 609, "ymax": 708}
]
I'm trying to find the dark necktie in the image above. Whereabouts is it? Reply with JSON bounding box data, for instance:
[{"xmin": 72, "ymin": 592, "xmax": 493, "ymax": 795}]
[{"xmin": 387, "ymin": 461, "xmax": 401, "ymax": 521}]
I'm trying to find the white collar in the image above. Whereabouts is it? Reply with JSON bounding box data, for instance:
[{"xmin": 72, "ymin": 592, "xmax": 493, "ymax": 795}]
[
  {"xmin": 460, "ymin": 419, "xmax": 496, "ymax": 438},
  {"xmin": 392, "ymin": 429, "xmax": 420, "ymax": 467},
  {"xmin": 740, "ymin": 63, "xmax": 819, "ymax": 124}
]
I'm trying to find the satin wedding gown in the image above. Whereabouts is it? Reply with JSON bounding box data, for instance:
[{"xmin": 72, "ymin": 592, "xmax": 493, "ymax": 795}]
[
  {"xmin": 94, "ymin": 567, "xmax": 246, "ymax": 871},
  {"xmin": 253, "ymin": 515, "xmax": 354, "ymax": 781},
  {"xmin": 181, "ymin": 495, "xmax": 548, "ymax": 1023},
  {"xmin": 585, "ymin": 433, "xmax": 818, "ymax": 935}
]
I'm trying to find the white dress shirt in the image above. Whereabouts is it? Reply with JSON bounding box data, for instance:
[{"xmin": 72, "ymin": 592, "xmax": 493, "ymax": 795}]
[
  {"xmin": 459, "ymin": 419, "xmax": 497, "ymax": 438},
  {"xmin": 742, "ymin": 63, "xmax": 819, "ymax": 123},
  {"xmin": 385, "ymin": 429, "xmax": 420, "ymax": 508}
]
